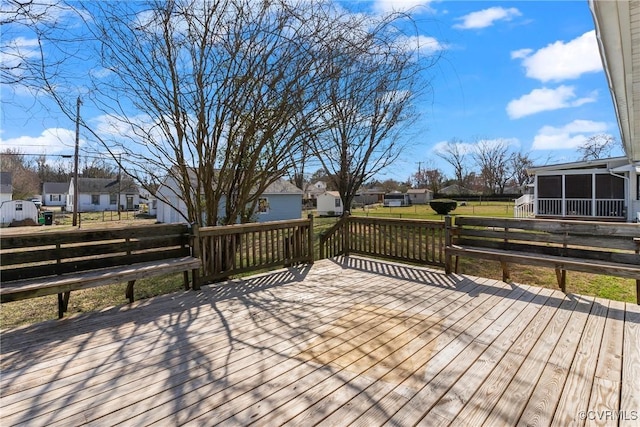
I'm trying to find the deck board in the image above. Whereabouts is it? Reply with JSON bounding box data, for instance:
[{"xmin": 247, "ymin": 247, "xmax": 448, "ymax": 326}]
[{"xmin": 1, "ymin": 256, "xmax": 638, "ymax": 427}]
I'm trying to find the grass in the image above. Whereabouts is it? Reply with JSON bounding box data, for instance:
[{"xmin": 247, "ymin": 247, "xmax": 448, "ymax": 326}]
[
  {"xmin": 351, "ymin": 201, "xmax": 514, "ymax": 220},
  {"xmin": 1, "ymin": 205, "xmax": 636, "ymax": 329}
]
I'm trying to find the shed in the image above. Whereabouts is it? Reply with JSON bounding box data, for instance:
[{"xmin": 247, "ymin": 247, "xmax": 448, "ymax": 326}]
[
  {"xmin": 406, "ymin": 188, "xmax": 433, "ymax": 204},
  {"xmin": 0, "ymin": 200, "xmax": 39, "ymax": 227},
  {"xmin": 317, "ymin": 191, "xmax": 343, "ymax": 216}
]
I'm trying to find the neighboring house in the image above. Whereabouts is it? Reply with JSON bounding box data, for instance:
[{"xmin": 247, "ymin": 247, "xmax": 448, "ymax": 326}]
[
  {"xmin": 527, "ymin": 157, "xmax": 639, "ymax": 222},
  {"xmin": 353, "ymin": 188, "xmax": 385, "ymax": 206},
  {"xmin": 317, "ymin": 191, "xmax": 343, "ymax": 216},
  {"xmin": 304, "ymin": 181, "xmax": 327, "ymax": 200},
  {"xmin": 406, "ymin": 188, "xmax": 433, "ymax": 205},
  {"xmin": 0, "ymin": 200, "xmax": 38, "ymax": 227},
  {"xmin": 42, "ymin": 182, "xmax": 69, "ymax": 207},
  {"xmin": 67, "ymin": 177, "xmax": 140, "ymax": 212},
  {"xmin": 156, "ymin": 171, "xmax": 303, "ymax": 224},
  {"xmin": 383, "ymin": 192, "xmax": 410, "ymax": 207},
  {"xmin": 0, "ymin": 172, "xmax": 12, "ymax": 203}
]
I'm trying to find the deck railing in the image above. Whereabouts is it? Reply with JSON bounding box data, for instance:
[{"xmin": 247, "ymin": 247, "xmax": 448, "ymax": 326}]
[
  {"xmin": 196, "ymin": 216, "xmax": 314, "ymax": 283},
  {"xmin": 320, "ymin": 215, "xmax": 446, "ymax": 267}
]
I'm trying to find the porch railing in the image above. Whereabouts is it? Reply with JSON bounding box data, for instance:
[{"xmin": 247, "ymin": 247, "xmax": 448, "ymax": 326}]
[
  {"xmin": 320, "ymin": 216, "xmax": 446, "ymax": 267},
  {"xmin": 196, "ymin": 216, "xmax": 314, "ymax": 283},
  {"xmin": 514, "ymin": 194, "xmax": 534, "ymax": 218},
  {"xmin": 537, "ymin": 198, "xmax": 625, "ymax": 218}
]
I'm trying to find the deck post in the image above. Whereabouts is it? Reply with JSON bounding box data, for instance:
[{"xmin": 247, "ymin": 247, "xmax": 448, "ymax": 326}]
[
  {"xmin": 343, "ymin": 213, "xmax": 350, "ymax": 256},
  {"xmin": 444, "ymin": 216, "xmax": 453, "ymax": 274},
  {"xmin": 307, "ymin": 214, "xmax": 314, "ymax": 264}
]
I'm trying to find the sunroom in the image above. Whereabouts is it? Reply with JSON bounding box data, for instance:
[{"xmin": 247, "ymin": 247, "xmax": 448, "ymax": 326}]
[{"xmin": 529, "ymin": 157, "xmax": 640, "ymax": 222}]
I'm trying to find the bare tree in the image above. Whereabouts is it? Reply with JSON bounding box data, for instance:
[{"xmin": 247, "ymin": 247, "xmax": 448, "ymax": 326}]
[
  {"xmin": 18, "ymin": 0, "xmax": 346, "ymax": 226},
  {"xmin": 436, "ymin": 138, "xmax": 471, "ymax": 188},
  {"xmin": 510, "ymin": 151, "xmax": 534, "ymax": 189},
  {"xmin": 0, "ymin": 149, "xmax": 41, "ymax": 198},
  {"xmin": 577, "ymin": 134, "xmax": 620, "ymax": 160},
  {"xmin": 311, "ymin": 11, "xmax": 435, "ymax": 214},
  {"xmin": 473, "ymin": 139, "xmax": 513, "ymax": 194}
]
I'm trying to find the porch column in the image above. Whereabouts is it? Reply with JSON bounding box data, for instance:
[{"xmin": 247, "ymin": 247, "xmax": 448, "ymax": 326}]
[
  {"xmin": 592, "ymin": 172, "xmax": 596, "ymax": 217},
  {"xmin": 561, "ymin": 175, "xmax": 566, "ymax": 216}
]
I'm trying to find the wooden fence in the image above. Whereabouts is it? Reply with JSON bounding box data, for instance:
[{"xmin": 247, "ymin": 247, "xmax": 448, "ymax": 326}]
[
  {"xmin": 196, "ymin": 216, "xmax": 314, "ymax": 283},
  {"xmin": 320, "ymin": 216, "xmax": 446, "ymax": 267}
]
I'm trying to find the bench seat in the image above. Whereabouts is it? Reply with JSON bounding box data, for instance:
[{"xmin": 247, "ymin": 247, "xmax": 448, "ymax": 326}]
[
  {"xmin": 444, "ymin": 216, "xmax": 640, "ymax": 304},
  {"xmin": 447, "ymin": 245, "xmax": 640, "ymax": 284},
  {"xmin": 0, "ymin": 256, "xmax": 202, "ymax": 303},
  {"xmin": 1, "ymin": 223, "xmax": 203, "ymax": 318}
]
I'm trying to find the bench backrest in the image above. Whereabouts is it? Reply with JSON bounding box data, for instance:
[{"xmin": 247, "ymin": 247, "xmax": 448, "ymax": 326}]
[
  {"xmin": 448, "ymin": 216, "xmax": 640, "ymax": 266},
  {"xmin": 1, "ymin": 223, "xmax": 194, "ymax": 282}
]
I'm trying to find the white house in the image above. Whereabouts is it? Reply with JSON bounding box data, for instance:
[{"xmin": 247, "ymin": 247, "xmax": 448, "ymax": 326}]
[
  {"xmin": 42, "ymin": 182, "xmax": 69, "ymax": 207},
  {"xmin": 303, "ymin": 181, "xmax": 327, "ymax": 201},
  {"xmin": 0, "ymin": 172, "xmax": 12, "ymax": 203},
  {"xmin": 155, "ymin": 172, "xmax": 303, "ymax": 224},
  {"xmin": 521, "ymin": 3, "xmax": 640, "ymax": 223},
  {"xmin": 406, "ymin": 188, "xmax": 433, "ymax": 205},
  {"xmin": 0, "ymin": 200, "xmax": 38, "ymax": 227},
  {"xmin": 67, "ymin": 177, "xmax": 140, "ymax": 212},
  {"xmin": 527, "ymin": 157, "xmax": 639, "ymax": 222},
  {"xmin": 317, "ymin": 191, "xmax": 343, "ymax": 216}
]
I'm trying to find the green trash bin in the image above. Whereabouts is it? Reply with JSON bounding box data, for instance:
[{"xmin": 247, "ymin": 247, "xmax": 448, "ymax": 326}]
[{"xmin": 43, "ymin": 211, "xmax": 53, "ymax": 226}]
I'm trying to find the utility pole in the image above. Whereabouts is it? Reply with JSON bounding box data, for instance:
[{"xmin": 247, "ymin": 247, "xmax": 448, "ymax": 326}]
[
  {"xmin": 117, "ymin": 153, "xmax": 121, "ymax": 220},
  {"xmin": 72, "ymin": 97, "xmax": 82, "ymax": 227}
]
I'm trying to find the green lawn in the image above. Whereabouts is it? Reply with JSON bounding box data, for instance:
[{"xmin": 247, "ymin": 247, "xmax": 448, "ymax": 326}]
[{"xmin": 351, "ymin": 201, "xmax": 514, "ymax": 220}]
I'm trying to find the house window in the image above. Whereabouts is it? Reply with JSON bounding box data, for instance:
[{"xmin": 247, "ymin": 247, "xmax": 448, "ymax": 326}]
[
  {"xmin": 258, "ymin": 197, "xmax": 269, "ymax": 214},
  {"xmin": 91, "ymin": 194, "xmax": 100, "ymax": 205},
  {"xmin": 50, "ymin": 194, "xmax": 61, "ymax": 202},
  {"xmin": 538, "ymin": 175, "xmax": 562, "ymax": 198},
  {"xmin": 334, "ymin": 198, "xmax": 341, "ymax": 208},
  {"xmin": 110, "ymin": 194, "xmax": 117, "ymax": 205},
  {"xmin": 15, "ymin": 203, "xmax": 22, "ymax": 211}
]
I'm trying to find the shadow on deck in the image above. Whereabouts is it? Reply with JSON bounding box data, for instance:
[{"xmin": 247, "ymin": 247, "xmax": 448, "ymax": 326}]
[{"xmin": 1, "ymin": 256, "xmax": 639, "ymax": 426}]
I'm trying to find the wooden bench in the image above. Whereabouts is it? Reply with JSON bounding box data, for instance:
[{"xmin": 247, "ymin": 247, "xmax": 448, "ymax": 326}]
[
  {"xmin": 444, "ymin": 216, "xmax": 640, "ymax": 304},
  {"xmin": 1, "ymin": 223, "xmax": 202, "ymax": 318}
]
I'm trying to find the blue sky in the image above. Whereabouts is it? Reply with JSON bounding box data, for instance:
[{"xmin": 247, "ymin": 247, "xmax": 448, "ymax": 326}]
[{"xmin": 0, "ymin": 0, "xmax": 623, "ymax": 181}]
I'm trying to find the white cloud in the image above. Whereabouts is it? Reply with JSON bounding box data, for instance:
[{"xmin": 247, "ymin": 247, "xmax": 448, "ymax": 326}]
[
  {"xmin": 397, "ymin": 35, "xmax": 448, "ymax": 54},
  {"xmin": 1, "ymin": 37, "xmax": 40, "ymax": 73},
  {"xmin": 373, "ymin": 0, "xmax": 433, "ymax": 14},
  {"xmin": 0, "ymin": 128, "xmax": 78, "ymax": 155},
  {"xmin": 532, "ymin": 120, "xmax": 608, "ymax": 150},
  {"xmin": 432, "ymin": 140, "xmax": 476, "ymax": 155},
  {"xmin": 510, "ymin": 48, "xmax": 532, "ymax": 60},
  {"xmin": 453, "ymin": 7, "xmax": 521, "ymax": 30},
  {"xmin": 507, "ymin": 86, "xmax": 597, "ymax": 119},
  {"xmin": 513, "ymin": 31, "xmax": 602, "ymax": 82}
]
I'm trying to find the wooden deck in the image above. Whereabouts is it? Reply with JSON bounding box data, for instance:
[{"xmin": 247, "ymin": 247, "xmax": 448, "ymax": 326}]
[{"xmin": 1, "ymin": 256, "xmax": 639, "ymax": 426}]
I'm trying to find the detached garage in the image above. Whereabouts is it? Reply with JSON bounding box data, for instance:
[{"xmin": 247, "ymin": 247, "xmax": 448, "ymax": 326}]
[{"xmin": 0, "ymin": 200, "xmax": 39, "ymax": 227}]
